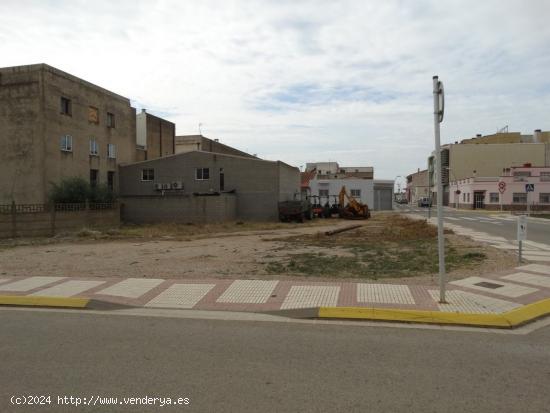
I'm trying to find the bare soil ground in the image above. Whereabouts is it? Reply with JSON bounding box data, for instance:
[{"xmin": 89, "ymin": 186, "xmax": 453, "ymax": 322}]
[{"xmin": 0, "ymin": 214, "xmax": 517, "ymax": 284}]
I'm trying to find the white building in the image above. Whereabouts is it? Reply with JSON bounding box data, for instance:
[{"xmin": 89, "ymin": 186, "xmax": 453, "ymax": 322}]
[{"xmin": 309, "ymin": 178, "xmax": 374, "ymax": 209}]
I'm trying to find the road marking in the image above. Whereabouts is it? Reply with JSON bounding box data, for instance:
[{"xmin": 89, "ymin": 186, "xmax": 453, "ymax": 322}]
[
  {"xmin": 145, "ymin": 283, "xmax": 215, "ymax": 309},
  {"xmin": 357, "ymin": 283, "xmax": 415, "ymax": 304},
  {"xmin": 31, "ymin": 280, "xmax": 105, "ymax": 297},
  {"xmin": 216, "ymin": 280, "xmax": 278, "ymax": 304},
  {"xmin": 502, "ymin": 272, "xmax": 550, "ymax": 288},
  {"xmin": 517, "ymin": 264, "xmax": 550, "ymax": 275},
  {"xmin": 450, "ymin": 276, "xmax": 538, "ymax": 298},
  {"xmin": 96, "ymin": 278, "xmax": 164, "ymax": 298},
  {"xmin": 281, "ymin": 286, "xmax": 340, "ymax": 310},
  {"xmin": 523, "ymin": 255, "xmax": 550, "ymax": 262},
  {"xmin": 0, "ymin": 277, "xmax": 66, "ymax": 292},
  {"xmin": 429, "ymin": 290, "xmax": 520, "ymax": 314}
]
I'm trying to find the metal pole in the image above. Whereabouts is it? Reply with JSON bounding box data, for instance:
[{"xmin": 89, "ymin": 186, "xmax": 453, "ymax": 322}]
[
  {"xmin": 519, "ymin": 240, "xmax": 522, "ymax": 264},
  {"xmin": 433, "ymin": 76, "xmax": 446, "ymax": 303}
]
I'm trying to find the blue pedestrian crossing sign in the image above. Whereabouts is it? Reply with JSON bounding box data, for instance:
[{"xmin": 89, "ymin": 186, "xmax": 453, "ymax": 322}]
[{"xmin": 525, "ymin": 184, "xmax": 535, "ymax": 192}]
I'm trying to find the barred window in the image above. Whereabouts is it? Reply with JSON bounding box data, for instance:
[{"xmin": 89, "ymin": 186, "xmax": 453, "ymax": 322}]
[
  {"xmin": 513, "ymin": 193, "xmax": 527, "ymax": 204},
  {"xmin": 489, "ymin": 193, "xmax": 499, "ymax": 203},
  {"xmin": 540, "ymin": 193, "xmax": 550, "ymax": 204},
  {"xmin": 141, "ymin": 169, "xmax": 154, "ymax": 181}
]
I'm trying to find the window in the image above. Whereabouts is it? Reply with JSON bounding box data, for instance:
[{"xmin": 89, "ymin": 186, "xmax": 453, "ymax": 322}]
[
  {"xmin": 319, "ymin": 189, "xmax": 329, "ymax": 197},
  {"xmin": 107, "ymin": 112, "xmax": 115, "ymax": 128},
  {"xmin": 463, "ymin": 193, "xmax": 466, "ymax": 202},
  {"xmin": 540, "ymin": 193, "xmax": 550, "ymax": 204},
  {"xmin": 195, "ymin": 168, "xmax": 210, "ymax": 180},
  {"xmin": 89, "ymin": 139, "xmax": 98, "ymax": 156},
  {"xmin": 350, "ymin": 189, "xmax": 361, "ymax": 197},
  {"xmin": 513, "ymin": 171, "xmax": 531, "ymax": 181},
  {"xmin": 540, "ymin": 172, "xmax": 550, "ymax": 182},
  {"xmin": 141, "ymin": 169, "xmax": 155, "ymax": 181},
  {"xmin": 107, "ymin": 144, "xmax": 116, "ymax": 159},
  {"xmin": 60, "ymin": 135, "xmax": 72, "ymax": 152},
  {"xmin": 467, "ymin": 193, "xmax": 470, "ymax": 203},
  {"xmin": 107, "ymin": 171, "xmax": 115, "ymax": 191},
  {"xmin": 513, "ymin": 193, "xmax": 527, "ymax": 204},
  {"xmin": 88, "ymin": 106, "xmax": 99, "ymax": 124},
  {"xmin": 90, "ymin": 169, "xmax": 99, "ymax": 187},
  {"xmin": 489, "ymin": 193, "xmax": 499, "ymax": 203},
  {"xmin": 60, "ymin": 97, "xmax": 71, "ymax": 115}
]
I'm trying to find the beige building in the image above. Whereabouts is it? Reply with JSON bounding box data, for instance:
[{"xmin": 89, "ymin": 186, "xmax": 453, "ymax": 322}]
[
  {"xmin": 428, "ymin": 131, "xmax": 550, "ymax": 205},
  {"xmin": 0, "ymin": 64, "xmax": 137, "ymax": 204},
  {"xmin": 406, "ymin": 169, "xmax": 429, "ymax": 204},
  {"xmin": 175, "ymin": 135, "xmax": 256, "ymax": 159},
  {"xmin": 136, "ymin": 109, "xmax": 175, "ymax": 161}
]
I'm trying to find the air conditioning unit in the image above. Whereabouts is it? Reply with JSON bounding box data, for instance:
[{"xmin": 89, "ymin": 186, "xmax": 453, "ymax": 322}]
[
  {"xmin": 154, "ymin": 183, "xmax": 163, "ymax": 191},
  {"xmin": 161, "ymin": 183, "xmax": 171, "ymax": 190},
  {"xmin": 171, "ymin": 181, "xmax": 184, "ymax": 190}
]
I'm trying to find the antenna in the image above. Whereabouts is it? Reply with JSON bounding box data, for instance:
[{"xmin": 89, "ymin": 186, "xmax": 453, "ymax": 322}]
[
  {"xmin": 198, "ymin": 123, "xmax": 203, "ymax": 135},
  {"xmin": 496, "ymin": 125, "xmax": 508, "ymax": 133}
]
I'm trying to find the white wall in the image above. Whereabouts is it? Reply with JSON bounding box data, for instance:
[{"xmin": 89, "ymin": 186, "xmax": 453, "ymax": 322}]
[{"xmin": 309, "ymin": 178, "xmax": 374, "ymax": 207}]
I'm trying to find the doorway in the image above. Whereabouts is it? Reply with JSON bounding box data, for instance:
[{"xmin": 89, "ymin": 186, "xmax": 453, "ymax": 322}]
[{"xmin": 473, "ymin": 191, "xmax": 485, "ymax": 209}]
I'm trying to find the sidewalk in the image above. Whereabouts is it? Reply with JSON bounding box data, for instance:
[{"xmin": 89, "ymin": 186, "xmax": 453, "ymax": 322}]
[{"xmin": 1, "ymin": 262, "xmax": 550, "ymax": 326}]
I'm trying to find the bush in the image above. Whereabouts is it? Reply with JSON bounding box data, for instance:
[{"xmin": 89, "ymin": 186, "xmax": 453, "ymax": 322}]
[{"xmin": 48, "ymin": 177, "xmax": 116, "ymax": 204}]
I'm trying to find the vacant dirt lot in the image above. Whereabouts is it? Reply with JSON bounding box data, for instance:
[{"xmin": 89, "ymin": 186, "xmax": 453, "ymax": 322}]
[{"xmin": 0, "ymin": 214, "xmax": 517, "ymax": 284}]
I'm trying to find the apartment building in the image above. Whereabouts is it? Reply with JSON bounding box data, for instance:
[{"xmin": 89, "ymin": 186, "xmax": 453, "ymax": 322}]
[
  {"xmin": 427, "ymin": 131, "xmax": 550, "ymax": 205},
  {"xmin": 0, "ymin": 64, "xmax": 137, "ymax": 204},
  {"xmin": 406, "ymin": 169, "xmax": 429, "ymax": 204}
]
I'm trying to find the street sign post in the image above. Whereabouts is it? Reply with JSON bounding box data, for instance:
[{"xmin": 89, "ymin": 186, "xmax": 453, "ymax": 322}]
[
  {"xmin": 498, "ymin": 181, "xmax": 506, "ymax": 211},
  {"xmin": 525, "ymin": 184, "xmax": 534, "ymax": 216},
  {"xmin": 517, "ymin": 215, "xmax": 527, "ymax": 263},
  {"xmin": 433, "ymin": 76, "xmax": 446, "ymax": 303}
]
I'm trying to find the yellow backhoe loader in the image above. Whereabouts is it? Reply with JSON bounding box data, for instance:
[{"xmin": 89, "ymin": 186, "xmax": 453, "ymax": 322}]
[{"xmin": 338, "ymin": 186, "xmax": 371, "ymax": 219}]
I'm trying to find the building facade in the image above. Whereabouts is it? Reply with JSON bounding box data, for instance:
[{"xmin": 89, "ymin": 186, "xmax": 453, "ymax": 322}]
[
  {"xmin": 406, "ymin": 169, "xmax": 429, "ymax": 204},
  {"xmin": 136, "ymin": 109, "xmax": 175, "ymax": 161},
  {"xmin": 119, "ymin": 151, "xmax": 300, "ymax": 222},
  {"xmin": 428, "ymin": 131, "xmax": 550, "ymax": 205},
  {"xmin": 0, "ymin": 64, "xmax": 137, "ymax": 204},
  {"xmin": 175, "ymin": 135, "xmax": 256, "ymax": 159},
  {"xmin": 449, "ymin": 166, "xmax": 550, "ymax": 211}
]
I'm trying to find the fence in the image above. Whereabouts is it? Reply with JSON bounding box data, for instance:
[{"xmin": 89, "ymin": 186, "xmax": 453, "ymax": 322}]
[{"xmin": 0, "ymin": 202, "xmax": 120, "ymax": 238}]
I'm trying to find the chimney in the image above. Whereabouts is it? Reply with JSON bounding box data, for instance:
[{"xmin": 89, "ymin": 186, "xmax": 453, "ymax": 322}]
[
  {"xmin": 141, "ymin": 108, "xmax": 146, "ymax": 114},
  {"xmin": 214, "ymin": 138, "xmax": 219, "ymax": 142},
  {"xmin": 534, "ymin": 129, "xmax": 542, "ymax": 143}
]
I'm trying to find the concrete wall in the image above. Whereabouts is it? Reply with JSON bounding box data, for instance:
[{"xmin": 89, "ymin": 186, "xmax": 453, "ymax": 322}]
[
  {"xmin": 0, "ymin": 64, "xmax": 137, "ymax": 204},
  {"xmin": 0, "ymin": 205, "xmax": 120, "ymax": 238},
  {"xmin": 119, "ymin": 151, "xmax": 300, "ymax": 221},
  {"xmin": 137, "ymin": 111, "xmax": 175, "ymax": 160},
  {"xmin": 121, "ymin": 194, "xmax": 236, "ymax": 224},
  {"xmin": 277, "ymin": 162, "xmax": 301, "ymax": 202},
  {"xmin": 449, "ymin": 143, "xmax": 546, "ymax": 181}
]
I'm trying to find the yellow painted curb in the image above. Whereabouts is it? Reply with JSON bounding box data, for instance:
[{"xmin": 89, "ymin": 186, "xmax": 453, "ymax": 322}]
[
  {"xmin": 318, "ymin": 298, "xmax": 550, "ymax": 328},
  {"xmin": 0, "ymin": 295, "xmax": 90, "ymax": 308}
]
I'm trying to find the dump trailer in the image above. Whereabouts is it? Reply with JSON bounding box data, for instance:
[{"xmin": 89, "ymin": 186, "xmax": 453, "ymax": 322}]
[
  {"xmin": 338, "ymin": 186, "xmax": 371, "ymax": 219},
  {"xmin": 278, "ymin": 199, "xmax": 313, "ymax": 222}
]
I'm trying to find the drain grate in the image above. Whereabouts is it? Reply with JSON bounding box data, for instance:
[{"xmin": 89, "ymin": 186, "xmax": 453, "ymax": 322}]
[{"xmin": 474, "ymin": 281, "xmax": 503, "ymax": 289}]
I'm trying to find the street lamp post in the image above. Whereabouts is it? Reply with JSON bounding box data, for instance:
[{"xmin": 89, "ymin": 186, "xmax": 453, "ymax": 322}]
[{"xmin": 433, "ymin": 76, "xmax": 447, "ymax": 304}]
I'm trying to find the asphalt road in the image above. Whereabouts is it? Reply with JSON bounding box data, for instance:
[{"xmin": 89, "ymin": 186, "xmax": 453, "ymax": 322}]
[
  {"xmin": 396, "ymin": 204, "xmax": 550, "ymax": 245},
  {"xmin": 1, "ymin": 309, "xmax": 550, "ymax": 413}
]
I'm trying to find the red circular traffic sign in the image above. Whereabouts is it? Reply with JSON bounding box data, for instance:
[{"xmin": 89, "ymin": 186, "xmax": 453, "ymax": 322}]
[{"xmin": 498, "ymin": 181, "xmax": 506, "ymax": 193}]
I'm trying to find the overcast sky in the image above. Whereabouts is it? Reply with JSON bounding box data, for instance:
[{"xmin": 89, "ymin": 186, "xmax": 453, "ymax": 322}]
[{"xmin": 2, "ymin": 0, "xmax": 550, "ymax": 184}]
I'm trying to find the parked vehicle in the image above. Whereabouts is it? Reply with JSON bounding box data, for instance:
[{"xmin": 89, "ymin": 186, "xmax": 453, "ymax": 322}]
[
  {"xmin": 278, "ymin": 199, "xmax": 313, "ymax": 222},
  {"xmin": 418, "ymin": 197, "xmax": 432, "ymax": 207},
  {"xmin": 338, "ymin": 186, "xmax": 371, "ymax": 219},
  {"xmin": 395, "ymin": 197, "xmax": 408, "ymax": 204}
]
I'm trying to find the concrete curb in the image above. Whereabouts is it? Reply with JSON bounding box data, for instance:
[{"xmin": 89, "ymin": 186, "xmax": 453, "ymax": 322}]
[
  {"xmin": 316, "ymin": 298, "xmax": 550, "ymax": 328},
  {"xmin": 0, "ymin": 295, "xmax": 90, "ymax": 309}
]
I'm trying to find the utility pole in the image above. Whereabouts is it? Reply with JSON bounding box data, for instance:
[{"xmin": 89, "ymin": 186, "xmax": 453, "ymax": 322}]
[{"xmin": 433, "ymin": 76, "xmax": 446, "ymax": 303}]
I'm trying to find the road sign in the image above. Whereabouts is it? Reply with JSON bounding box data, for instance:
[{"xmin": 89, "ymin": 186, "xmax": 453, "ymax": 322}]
[
  {"xmin": 517, "ymin": 215, "xmax": 527, "ymax": 241},
  {"xmin": 525, "ymin": 183, "xmax": 535, "ymax": 192},
  {"xmin": 498, "ymin": 181, "xmax": 506, "ymax": 194}
]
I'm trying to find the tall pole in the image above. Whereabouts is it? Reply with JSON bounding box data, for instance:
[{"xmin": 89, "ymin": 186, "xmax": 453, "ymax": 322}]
[{"xmin": 433, "ymin": 76, "xmax": 446, "ymax": 303}]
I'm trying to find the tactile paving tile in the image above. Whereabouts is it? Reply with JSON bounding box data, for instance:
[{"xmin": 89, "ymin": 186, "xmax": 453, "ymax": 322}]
[
  {"xmin": 516, "ymin": 264, "xmax": 550, "ymax": 275},
  {"xmin": 145, "ymin": 284, "xmax": 215, "ymax": 309},
  {"xmin": 428, "ymin": 290, "xmax": 520, "ymax": 314},
  {"xmin": 216, "ymin": 280, "xmax": 278, "ymax": 304},
  {"xmin": 281, "ymin": 286, "xmax": 340, "ymax": 310},
  {"xmin": 31, "ymin": 280, "xmax": 105, "ymax": 297},
  {"xmin": 357, "ymin": 283, "xmax": 415, "ymax": 304},
  {"xmin": 96, "ymin": 278, "xmax": 164, "ymax": 298},
  {"xmin": 0, "ymin": 276, "xmax": 66, "ymax": 292},
  {"xmin": 502, "ymin": 272, "xmax": 550, "ymax": 288},
  {"xmin": 450, "ymin": 276, "xmax": 537, "ymax": 298}
]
